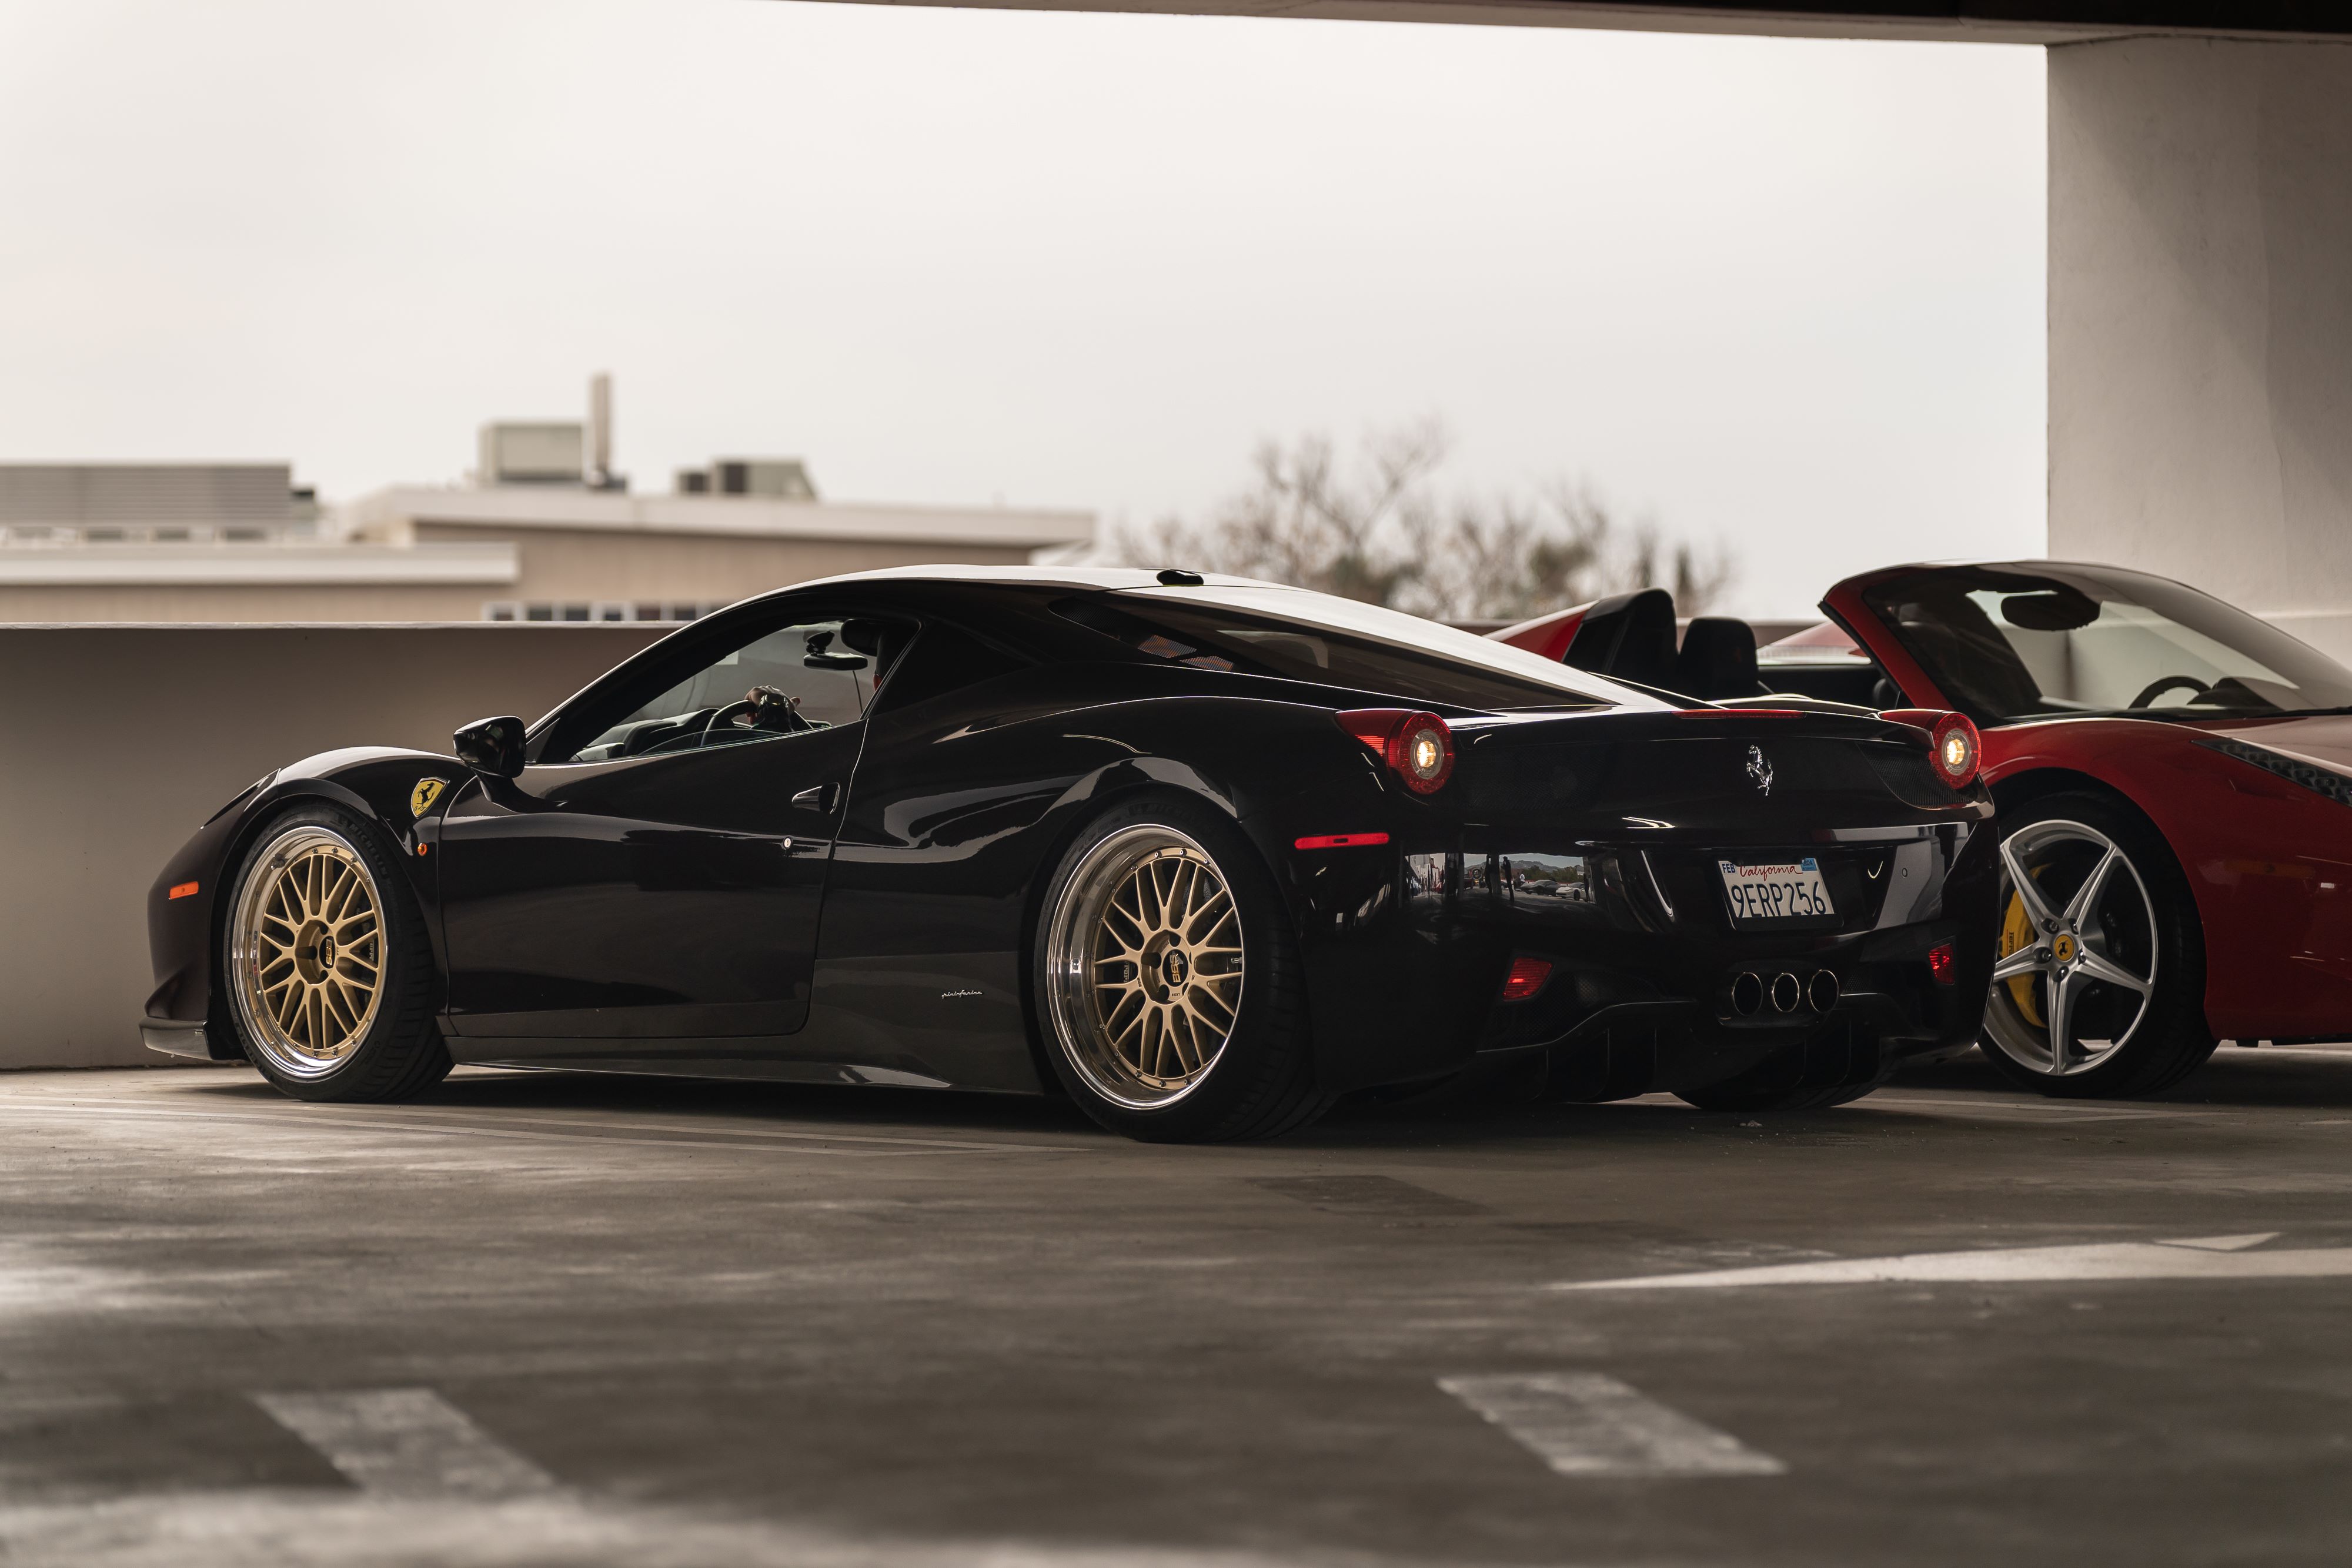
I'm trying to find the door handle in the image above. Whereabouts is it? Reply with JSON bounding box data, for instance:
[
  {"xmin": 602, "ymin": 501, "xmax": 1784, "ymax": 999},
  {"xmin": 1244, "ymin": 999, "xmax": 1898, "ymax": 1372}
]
[{"xmin": 792, "ymin": 782, "xmax": 841, "ymax": 813}]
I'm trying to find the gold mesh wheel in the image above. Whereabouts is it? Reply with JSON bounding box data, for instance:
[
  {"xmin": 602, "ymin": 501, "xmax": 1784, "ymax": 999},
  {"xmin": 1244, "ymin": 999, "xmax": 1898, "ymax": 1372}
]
[
  {"xmin": 229, "ymin": 825, "xmax": 387, "ymax": 1079},
  {"xmin": 1044, "ymin": 825, "xmax": 1245, "ymax": 1109}
]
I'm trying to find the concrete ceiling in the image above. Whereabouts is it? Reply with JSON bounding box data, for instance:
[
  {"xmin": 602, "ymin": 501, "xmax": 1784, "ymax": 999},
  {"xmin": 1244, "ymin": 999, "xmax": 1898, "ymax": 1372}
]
[{"xmin": 828, "ymin": 0, "xmax": 2352, "ymax": 43}]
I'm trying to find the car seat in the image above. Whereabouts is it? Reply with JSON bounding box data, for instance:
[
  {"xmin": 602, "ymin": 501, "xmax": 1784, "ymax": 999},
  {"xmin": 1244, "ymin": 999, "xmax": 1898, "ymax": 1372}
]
[
  {"xmin": 1563, "ymin": 588, "xmax": 1679, "ymax": 690},
  {"xmin": 1672, "ymin": 617, "xmax": 1767, "ymax": 701}
]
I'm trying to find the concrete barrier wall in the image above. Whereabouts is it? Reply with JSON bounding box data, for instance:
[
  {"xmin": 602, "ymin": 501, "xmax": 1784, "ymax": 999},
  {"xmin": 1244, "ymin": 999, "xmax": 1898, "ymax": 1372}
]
[
  {"xmin": 0, "ymin": 624, "xmax": 670, "ymax": 1069},
  {"xmin": 2050, "ymin": 36, "xmax": 2352, "ymax": 664}
]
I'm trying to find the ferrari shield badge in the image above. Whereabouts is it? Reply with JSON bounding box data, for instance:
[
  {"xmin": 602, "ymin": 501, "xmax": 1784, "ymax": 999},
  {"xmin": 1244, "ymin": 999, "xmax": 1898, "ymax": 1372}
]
[{"xmin": 410, "ymin": 777, "xmax": 449, "ymax": 820}]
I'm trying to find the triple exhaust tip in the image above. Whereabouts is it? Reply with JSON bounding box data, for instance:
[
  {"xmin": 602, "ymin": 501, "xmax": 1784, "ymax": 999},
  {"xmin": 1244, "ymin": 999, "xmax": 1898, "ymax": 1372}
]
[{"xmin": 1730, "ymin": 969, "xmax": 1839, "ymax": 1017}]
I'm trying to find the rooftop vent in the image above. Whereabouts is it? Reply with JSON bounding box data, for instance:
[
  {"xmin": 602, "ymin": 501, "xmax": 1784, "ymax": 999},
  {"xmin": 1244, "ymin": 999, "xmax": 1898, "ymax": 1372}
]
[
  {"xmin": 477, "ymin": 423, "xmax": 585, "ymax": 487},
  {"xmin": 687, "ymin": 459, "xmax": 818, "ymax": 502}
]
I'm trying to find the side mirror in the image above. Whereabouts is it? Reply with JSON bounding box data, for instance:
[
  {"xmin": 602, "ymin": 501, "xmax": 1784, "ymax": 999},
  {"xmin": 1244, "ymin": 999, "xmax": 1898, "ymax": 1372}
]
[{"xmin": 453, "ymin": 714, "xmax": 526, "ymax": 778}]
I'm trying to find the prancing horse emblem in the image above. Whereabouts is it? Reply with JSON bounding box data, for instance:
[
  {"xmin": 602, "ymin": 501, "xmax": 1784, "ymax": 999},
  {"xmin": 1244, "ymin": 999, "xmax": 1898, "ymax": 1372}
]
[
  {"xmin": 410, "ymin": 777, "xmax": 448, "ymax": 820},
  {"xmin": 1745, "ymin": 745, "xmax": 1774, "ymax": 797}
]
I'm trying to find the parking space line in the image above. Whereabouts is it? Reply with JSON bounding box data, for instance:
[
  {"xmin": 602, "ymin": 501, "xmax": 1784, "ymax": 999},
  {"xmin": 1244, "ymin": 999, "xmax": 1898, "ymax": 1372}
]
[
  {"xmin": 1438, "ymin": 1373, "xmax": 1786, "ymax": 1477},
  {"xmin": 253, "ymin": 1388, "xmax": 559, "ymax": 1500},
  {"xmin": 1556, "ymin": 1233, "xmax": 2352, "ymax": 1288}
]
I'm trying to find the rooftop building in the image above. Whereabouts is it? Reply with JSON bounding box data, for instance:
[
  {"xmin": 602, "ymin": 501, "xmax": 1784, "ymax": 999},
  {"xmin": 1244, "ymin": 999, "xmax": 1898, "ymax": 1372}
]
[
  {"xmin": 0, "ymin": 463, "xmax": 319, "ymax": 545},
  {"xmin": 0, "ymin": 379, "xmax": 1094, "ymax": 623},
  {"xmin": 340, "ymin": 482, "xmax": 1092, "ymax": 623}
]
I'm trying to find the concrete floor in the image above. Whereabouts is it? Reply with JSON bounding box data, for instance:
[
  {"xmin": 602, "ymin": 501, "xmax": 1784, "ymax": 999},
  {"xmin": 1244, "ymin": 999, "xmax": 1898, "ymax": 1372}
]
[{"xmin": 5, "ymin": 1049, "xmax": 2352, "ymax": 1567}]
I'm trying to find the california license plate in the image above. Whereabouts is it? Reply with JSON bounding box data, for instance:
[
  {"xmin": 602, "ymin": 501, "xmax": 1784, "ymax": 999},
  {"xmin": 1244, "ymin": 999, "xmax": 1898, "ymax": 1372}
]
[{"xmin": 1718, "ymin": 857, "xmax": 1835, "ymax": 925}]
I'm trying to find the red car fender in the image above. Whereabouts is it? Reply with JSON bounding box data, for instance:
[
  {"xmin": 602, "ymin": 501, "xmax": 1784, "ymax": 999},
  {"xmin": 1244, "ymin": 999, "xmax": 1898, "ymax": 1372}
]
[
  {"xmin": 1976, "ymin": 720, "xmax": 2352, "ymax": 1038},
  {"xmin": 1855, "ymin": 703, "xmax": 2352, "ymax": 1038},
  {"xmin": 1828, "ymin": 571, "xmax": 2352, "ymax": 1038}
]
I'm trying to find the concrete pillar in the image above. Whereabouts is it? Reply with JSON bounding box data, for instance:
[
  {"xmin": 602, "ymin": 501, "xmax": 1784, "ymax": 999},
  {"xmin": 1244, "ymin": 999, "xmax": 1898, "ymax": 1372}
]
[{"xmin": 2049, "ymin": 36, "xmax": 2352, "ymax": 660}]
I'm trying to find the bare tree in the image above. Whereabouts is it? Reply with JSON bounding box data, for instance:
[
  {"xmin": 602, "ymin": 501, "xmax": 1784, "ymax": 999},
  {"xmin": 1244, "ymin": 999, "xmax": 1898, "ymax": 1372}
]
[
  {"xmin": 1168, "ymin": 420, "xmax": 1447, "ymax": 606},
  {"xmin": 1112, "ymin": 422, "xmax": 1738, "ymax": 621}
]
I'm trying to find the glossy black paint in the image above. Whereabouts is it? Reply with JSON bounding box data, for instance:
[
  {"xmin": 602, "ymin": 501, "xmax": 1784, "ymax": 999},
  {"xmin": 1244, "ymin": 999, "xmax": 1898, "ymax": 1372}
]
[
  {"xmin": 436, "ymin": 718, "xmax": 863, "ymax": 1041},
  {"xmin": 145, "ymin": 747, "xmax": 459, "ymax": 1055},
  {"xmin": 453, "ymin": 714, "xmax": 526, "ymax": 777},
  {"xmin": 145, "ymin": 571, "xmax": 1998, "ymax": 1101}
]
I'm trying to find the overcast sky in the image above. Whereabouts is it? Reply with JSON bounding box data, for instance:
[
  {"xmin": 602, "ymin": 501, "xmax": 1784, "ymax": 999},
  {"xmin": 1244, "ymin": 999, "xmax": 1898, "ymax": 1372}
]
[{"xmin": 0, "ymin": 0, "xmax": 2043, "ymax": 618}]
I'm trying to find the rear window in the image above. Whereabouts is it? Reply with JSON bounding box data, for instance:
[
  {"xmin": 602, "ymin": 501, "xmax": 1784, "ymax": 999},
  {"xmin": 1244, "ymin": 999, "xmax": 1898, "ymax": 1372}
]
[{"xmin": 1055, "ymin": 589, "xmax": 1642, "ymax": 712}]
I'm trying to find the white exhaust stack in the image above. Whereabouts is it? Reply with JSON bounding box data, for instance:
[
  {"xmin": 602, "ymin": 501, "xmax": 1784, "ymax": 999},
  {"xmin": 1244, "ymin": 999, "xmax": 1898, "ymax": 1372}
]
[{"xmin": 587, "ymin": 372, "xmax": 615, "ymax": 490}]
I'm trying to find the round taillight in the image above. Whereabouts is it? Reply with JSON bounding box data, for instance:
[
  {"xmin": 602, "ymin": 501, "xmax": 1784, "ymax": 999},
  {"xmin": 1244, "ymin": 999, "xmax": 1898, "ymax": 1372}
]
[
  {"xmin": 1930, "ymin": 711, "xmax": 1980, "ymax": 790},
  {"xmin": 1388, "ymin": 712, "xmax": 1454, "ymax": 794}
]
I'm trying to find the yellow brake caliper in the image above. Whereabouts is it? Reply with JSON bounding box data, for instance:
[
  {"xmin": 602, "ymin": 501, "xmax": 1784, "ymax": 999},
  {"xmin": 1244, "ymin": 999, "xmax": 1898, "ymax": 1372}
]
[{"xmin": 1997, "ymin": 887, "xmax": 2045, "ymax": 1026}]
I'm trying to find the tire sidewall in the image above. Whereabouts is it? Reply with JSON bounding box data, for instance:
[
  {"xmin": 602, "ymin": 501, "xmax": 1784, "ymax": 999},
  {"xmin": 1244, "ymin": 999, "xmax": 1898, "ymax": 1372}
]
[
  {"xmin": 1031, "ymin": 794, "xmax": 1306, "ymax": 1141},
  {"xmin": 1977, "ymin": 792, "xmax": 2208, "ymax": 1096},
  {"xmin": 222, "ymin": 802, "xmax": 433, "ymax": 1101}
]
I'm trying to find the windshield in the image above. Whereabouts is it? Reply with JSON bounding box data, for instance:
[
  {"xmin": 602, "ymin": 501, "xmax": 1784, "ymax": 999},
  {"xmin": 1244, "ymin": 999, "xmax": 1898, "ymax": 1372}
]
[
  {"xmin": 1060, "ymin": 586, "xmax": 1648, "ymax": 711},
  {"xmin": 1860, "ymin": 566, "xmax": 2352, "ymax": 723}
]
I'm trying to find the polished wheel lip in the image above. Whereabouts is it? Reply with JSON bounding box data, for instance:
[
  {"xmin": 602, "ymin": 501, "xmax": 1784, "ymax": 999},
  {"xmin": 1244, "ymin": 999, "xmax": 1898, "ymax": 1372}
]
[
  {"xmin": 1983, "ymin": 817, "xmax": 2158, "ymax": 1079},
  {"xmin": 229, "ymin": 825, "xmax": 387, "ymax": 1081},
  {"xmin": 1044, "ymin": 824, "xmax": 1245, "ymax": 1111}
]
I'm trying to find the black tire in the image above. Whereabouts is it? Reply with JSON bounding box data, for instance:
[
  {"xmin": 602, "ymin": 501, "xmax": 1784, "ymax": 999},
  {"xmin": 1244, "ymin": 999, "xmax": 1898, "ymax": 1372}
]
[
  {"xmin": 218, "ymin": 803, "xmax": 451, "ymax": 1103},
  {"xmin": 1976, "ymin": 793, "xmax": 2215, "ymax": 1098},
  {"xmin": 1032, "ymin": 795, "xmax": 1330, "ymax": 1142}
]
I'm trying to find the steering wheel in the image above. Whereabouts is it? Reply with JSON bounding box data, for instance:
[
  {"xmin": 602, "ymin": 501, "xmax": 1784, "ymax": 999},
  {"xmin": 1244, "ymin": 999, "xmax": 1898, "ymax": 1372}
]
[
  {"xmin": 2128, "ymin": 674, "xmax": 2210, "ymax": 709},
  {"xmin": 700, "ymin": 685, "xmax": 811, "ymax": 745}
]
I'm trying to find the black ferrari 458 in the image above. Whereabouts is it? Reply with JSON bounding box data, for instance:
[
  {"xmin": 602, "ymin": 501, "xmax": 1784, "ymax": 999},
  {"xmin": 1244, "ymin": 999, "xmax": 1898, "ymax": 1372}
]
[{"xmin": 144, "ymin": 567, "xmax": 1999, "ymax": 1141}]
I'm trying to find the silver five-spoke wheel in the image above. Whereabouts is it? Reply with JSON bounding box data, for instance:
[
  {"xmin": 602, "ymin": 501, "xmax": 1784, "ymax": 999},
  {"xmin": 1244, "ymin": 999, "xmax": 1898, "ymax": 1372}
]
[
  {"xmin": 1983, "ymin": 817, "xmax": 2157, "ymax": 1078},
  {"xmin": 1043, "ymin": 825, "xmax": 1245, "ymax": 1109}
]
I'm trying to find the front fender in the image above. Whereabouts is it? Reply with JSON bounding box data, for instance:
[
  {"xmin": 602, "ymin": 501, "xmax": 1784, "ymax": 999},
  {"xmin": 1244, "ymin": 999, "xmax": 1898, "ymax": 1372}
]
[
  {"xmin": 1985, "ymin": 722, "xmax": 2352, "ymax": 1038},
  {"xmin": 145, "ymin": 747, "xmax": 470, "ymax": 1048}
]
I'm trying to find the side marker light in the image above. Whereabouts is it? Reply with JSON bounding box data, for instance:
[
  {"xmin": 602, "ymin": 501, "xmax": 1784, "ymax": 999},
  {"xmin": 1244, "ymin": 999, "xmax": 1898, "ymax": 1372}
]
[
  {"xmin": 1927, "ymin": 940, "xmax": 1957, "ymax": 985},
  {"xmin": 1295, "ymin": 833, "xmax": 1391, "ymax": 851},
  {"xmin": 417, "ymin": 842, "xmax": 430, "ymax": 857},
  {"xmin": 168, "ymin": 881, "xmax": 199, "ymax": 900},
  {"xmin": 1500, "ymin": 957, "xmax": 1553, "ymax": 1001}
]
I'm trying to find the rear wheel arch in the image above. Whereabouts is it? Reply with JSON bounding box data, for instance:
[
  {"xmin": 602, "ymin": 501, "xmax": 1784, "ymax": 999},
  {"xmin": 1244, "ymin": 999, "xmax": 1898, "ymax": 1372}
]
[
  {"xmin": 1013, "ymin": 775, "xmax": 1257, "ymax": 1095},
  {"xmin": 1023, "ymin": 785, "xmax": 1327, "ymax": 1139}
]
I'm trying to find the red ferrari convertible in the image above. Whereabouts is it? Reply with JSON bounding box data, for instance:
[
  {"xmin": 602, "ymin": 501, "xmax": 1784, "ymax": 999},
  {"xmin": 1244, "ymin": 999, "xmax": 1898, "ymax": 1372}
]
[{"xmin": 1496, "ymin": 561, "xmax": 2352, "ymax": 1098}]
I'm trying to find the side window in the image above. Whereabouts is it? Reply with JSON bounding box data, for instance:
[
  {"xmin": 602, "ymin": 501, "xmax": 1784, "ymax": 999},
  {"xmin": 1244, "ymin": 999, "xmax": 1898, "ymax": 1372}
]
[
  {"xmin": 562, "ymin": 618, "xmax": 896, "ymax": 763},
  {"xmin": 871, "ymin": 620, "xmax": 1035, "ymax": 713}
]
